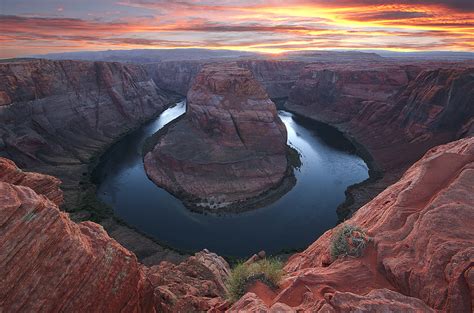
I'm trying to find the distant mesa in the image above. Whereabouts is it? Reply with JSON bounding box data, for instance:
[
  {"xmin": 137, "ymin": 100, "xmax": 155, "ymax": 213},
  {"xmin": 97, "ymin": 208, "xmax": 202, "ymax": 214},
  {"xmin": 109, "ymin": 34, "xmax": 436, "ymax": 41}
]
[{"xmin": 144, "ymin": 64, "xmax": 297, "ymax": 212}]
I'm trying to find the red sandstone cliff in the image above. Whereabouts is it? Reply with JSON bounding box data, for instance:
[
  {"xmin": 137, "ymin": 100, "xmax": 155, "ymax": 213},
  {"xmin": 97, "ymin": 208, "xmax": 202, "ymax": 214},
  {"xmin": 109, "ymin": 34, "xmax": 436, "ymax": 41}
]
[
  {"xmin": 144, "ymin": 64, "xmax": 292, "ymax": 211},
  {"xmin": 287, "ymin": 64, "xmax": 474, "ymax": 167},
  {"xmin": 0, "ymin": 157, "xmax": 229, "ymax": 312},
  {"xmin": 230, "ymin": 136, "xmax": 474, "ymax": 312}
]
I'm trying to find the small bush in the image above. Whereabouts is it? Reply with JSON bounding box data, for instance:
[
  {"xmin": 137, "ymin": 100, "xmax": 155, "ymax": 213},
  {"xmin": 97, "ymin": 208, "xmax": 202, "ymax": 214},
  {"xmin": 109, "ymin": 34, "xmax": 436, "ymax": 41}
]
[
  {"xmin": 330, "ymin": 224, "xmax": 368, "ymax": 260},
  {"xmin": 226, "ymin": 258, "xmax": 283, "ymax": 303}
]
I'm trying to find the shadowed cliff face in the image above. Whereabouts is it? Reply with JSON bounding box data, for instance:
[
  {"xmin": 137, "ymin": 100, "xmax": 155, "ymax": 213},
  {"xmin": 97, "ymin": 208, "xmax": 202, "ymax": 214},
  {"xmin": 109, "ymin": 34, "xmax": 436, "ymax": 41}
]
[
  {"xmin": 287, "ymin": 65, "xmax": 474, "ymax": 170},
  {"xmin": 144, "ymin": 64, "xmax": 293, "ymax": 211},
  {"xmin": 0, "ymin": 59, "xmax": 173, "ymax": 209},
  {"xmin": 230, "ymin": 137, "xmax": 474, "ymax": 312}
]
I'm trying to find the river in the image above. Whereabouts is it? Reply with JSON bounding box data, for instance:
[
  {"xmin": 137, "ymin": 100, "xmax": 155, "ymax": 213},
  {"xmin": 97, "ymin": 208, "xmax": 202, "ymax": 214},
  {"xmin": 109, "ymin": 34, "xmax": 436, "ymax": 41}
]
[{"xmin": 94, "ymin": 100, "xmax": 369, "ymax": 257}]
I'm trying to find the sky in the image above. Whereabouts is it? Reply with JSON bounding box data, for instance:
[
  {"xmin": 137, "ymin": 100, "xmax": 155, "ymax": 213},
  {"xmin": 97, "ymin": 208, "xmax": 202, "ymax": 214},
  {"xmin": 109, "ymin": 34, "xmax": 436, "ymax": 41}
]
[{"xmin": 0, "ymin": 0, "xmax": 473, "ymax": 58}]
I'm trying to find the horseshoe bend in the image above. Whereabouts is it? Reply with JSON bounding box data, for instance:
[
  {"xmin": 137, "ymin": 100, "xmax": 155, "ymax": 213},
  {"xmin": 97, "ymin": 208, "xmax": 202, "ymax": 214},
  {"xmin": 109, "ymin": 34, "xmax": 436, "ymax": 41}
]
[
  {"xmin": 144, "ymin": 64, "xmax": 297, "ymax": 212},
  {"xmin": 0, "ymin": 49, "xmax": 473, "ymax": 311}
]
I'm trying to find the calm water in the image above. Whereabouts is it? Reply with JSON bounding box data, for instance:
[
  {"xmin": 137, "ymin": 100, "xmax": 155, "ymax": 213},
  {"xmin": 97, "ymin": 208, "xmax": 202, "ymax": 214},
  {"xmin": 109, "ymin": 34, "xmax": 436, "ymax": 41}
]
[{"xmin": 94, "ymin": 100, "xmax": 369, "ymax": 257}]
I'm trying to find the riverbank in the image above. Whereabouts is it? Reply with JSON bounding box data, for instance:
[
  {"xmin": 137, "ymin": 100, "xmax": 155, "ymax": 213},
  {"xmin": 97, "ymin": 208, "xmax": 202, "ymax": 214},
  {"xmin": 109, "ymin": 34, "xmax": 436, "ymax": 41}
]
[{"xmin": 70, "ymin": 97, "xmax": 189, "ymax": 265}]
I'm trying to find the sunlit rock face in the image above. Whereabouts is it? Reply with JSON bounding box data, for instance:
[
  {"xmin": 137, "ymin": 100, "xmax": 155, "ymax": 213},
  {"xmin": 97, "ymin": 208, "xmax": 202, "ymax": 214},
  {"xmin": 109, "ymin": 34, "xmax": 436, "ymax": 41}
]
[
  {"xmin": 144, "ymin": 64, "xmax": 293, "ymax": 211},
  {"xmin": 0, "ymin": 157, "xmax": 156, "ymax": 312}
]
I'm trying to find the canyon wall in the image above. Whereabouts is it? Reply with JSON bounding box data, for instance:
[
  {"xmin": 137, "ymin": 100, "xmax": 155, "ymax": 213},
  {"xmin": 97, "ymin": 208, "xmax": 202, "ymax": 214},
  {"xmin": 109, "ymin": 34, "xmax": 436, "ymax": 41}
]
[
  {"xmin": 230, "ymin": 136, "xmax": 474, "ymax": 312},
  {"xmin": 144, "ymin": 64, "xmax": 293, "ymax": 211},
  {"xmin": 0, "ymin": 59, "xmax": 173, "ymax": 209},
  {"xmin": 287, "ymin": 65, "xmax": 473, "ymax": 170},
  {"xmin": 286, "ymin": 64, "xmax": 474, "ymax": 216},
  {"xmin": 147, "ymin": 59, "xmax": 306, "ymax": 99}
]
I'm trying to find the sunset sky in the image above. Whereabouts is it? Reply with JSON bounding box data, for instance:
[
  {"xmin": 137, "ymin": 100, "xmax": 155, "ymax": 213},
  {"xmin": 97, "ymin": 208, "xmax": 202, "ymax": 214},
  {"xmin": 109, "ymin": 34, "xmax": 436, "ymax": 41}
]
[{"xmin": 1, "ymin": 0, "xmax": 473, "ymax": 58}]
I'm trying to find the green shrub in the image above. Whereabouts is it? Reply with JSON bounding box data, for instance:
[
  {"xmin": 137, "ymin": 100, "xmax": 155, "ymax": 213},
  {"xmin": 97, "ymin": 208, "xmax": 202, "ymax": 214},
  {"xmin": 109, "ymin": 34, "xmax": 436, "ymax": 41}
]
[
  {"xmin": 226, "ymin": 258, "xmax": 283, "ymax": 303},
  {"xmin": 330, "ymin": 224, "xmax": 368, "ymax": 260}
]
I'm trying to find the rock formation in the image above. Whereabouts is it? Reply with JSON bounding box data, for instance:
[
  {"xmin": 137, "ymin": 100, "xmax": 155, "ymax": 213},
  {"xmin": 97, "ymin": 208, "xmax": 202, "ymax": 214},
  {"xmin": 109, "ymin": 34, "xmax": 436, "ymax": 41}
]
[
  {"xmin": 286, "ymin": 64, "xmax": 474, "ymax": 217},
  {"xmin": 229, "ymin": 136, "xmax": 474, "ymax": 312},
  {"xmin": 0, "ymin": 157, "xmax": 229, "ymax": 312},
  {"xmin": 0, "ymin": 157, "xmax": 156, "ymax": 312},
  {"xmin": 147, "ymin": 59, "xmax": 306, "ymax": 99},
  {"xmin": 144, "ymin": 64, "xmax": 294, "ymax": 211},
  {"xmin": 0, "ymin": 59, "xmax": 173, "ymax": 209},
  {"xmin": 236, "ymin": 60, "xmax": 306, "ymax": 100}
]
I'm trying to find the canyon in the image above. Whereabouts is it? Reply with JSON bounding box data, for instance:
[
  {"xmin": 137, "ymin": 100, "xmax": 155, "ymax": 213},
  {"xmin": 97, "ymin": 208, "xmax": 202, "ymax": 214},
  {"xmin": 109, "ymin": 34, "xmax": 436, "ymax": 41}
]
[
  {"xmin": 1, "ymin": 137, "xmax": 472, "ymax": 311},
  {"xmin": 0, "ymin": 53, "xmax": 473, "ymax": 311},
  {"xmin": 148, "ymin": 59, "xmax": 474, "ymax": 218},
  {"xmin": 144, "ymin": 64, "xmax": 294, "ymax": 211}
]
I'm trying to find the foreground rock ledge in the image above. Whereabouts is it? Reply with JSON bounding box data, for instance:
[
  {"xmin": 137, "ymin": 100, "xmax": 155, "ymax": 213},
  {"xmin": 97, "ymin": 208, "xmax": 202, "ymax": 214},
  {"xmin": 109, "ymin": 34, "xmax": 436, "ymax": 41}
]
[{"xmin": 145, "ymin": 64, "xmax": 293, "ymax": 211}]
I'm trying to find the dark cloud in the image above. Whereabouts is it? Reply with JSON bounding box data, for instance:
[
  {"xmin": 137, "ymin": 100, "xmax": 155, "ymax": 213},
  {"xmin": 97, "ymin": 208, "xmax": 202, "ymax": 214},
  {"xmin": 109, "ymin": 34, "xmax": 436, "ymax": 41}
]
[{"xmin": 344, "ymin": 10, "xmax": 432, "ymax": 21}]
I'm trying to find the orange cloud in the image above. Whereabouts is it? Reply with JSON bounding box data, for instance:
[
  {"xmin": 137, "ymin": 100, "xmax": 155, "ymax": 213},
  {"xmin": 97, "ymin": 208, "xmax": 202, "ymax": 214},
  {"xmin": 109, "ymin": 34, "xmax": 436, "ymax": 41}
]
[{"xmin": 0, "ymin": 0, "xmax": 472, "ymax": 58}]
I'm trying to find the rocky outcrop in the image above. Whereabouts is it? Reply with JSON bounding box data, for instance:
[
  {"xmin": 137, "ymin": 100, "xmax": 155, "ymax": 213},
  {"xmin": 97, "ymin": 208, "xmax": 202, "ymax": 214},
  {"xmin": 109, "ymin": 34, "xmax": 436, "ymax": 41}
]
[
  {"xmin": 147, "ymin": 60, "xmax": 205, "ymax": 95},
  {"xmin": 0, "ymin": 157, "xmax": 229, "ymax": 312},
  {"xmin": 286, "ymin": 65, "xmax": 474, "ymax": 217},
  {"xmin": 230, "ymin": 137, "xmax": 474, "ymax": 312},
  {"xmin": 144, "ymin": 64, "xmax": 293, "ymax": 211},
  {"xmin": 0, "ymin": 59, "xmax": 172, "ymax": 209},
  {"xmin": 0, "ymin": 157, "xmax": 63, "ymax": 206},
  {"xmin": 146, "ymin": 250, "xmax": 229, "ymax": 312}
]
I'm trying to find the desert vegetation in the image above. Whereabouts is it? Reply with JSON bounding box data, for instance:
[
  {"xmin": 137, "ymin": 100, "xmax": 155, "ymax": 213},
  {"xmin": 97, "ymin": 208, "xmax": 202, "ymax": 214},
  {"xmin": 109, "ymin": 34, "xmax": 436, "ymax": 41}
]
[
  {"xmin": 226, "ymin": 258, "xmax": 283, "ymax": 302},
  {"xmin": 330, "ymin": 224, "xmax": 369, "ymax": 260}
]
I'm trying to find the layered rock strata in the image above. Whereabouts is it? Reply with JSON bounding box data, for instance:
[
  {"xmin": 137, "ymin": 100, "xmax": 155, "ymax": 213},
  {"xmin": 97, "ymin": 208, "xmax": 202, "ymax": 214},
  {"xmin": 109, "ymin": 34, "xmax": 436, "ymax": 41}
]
[
  {"xmin": 0, "ymin": 157, "xmax": 230, "ymax": 312},
  {"xmin": 144, "ymin": 64, "xmax": 293, "ymax": 211},
  {"xmin": 0, "ymin": 59, "xmax": 172, "ymax": 210},
  {"xmin": 229, "ymin": 136, "xmax": 474, "ymax": 312}
]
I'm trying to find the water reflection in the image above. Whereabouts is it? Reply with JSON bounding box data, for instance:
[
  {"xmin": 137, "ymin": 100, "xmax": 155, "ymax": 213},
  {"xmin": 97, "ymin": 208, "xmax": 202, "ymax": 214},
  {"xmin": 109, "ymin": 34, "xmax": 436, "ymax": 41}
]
[{"xmin": 94, "ymin": 101, "xmax": 369, "ymax": 257}]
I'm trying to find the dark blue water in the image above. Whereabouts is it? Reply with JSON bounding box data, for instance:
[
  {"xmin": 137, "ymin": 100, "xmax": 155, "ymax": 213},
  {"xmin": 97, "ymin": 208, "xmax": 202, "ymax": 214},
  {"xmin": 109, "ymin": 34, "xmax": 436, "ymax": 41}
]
[{"xmin": 94, "ymin": 100, "xmax": 369, "ymax": 257}]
